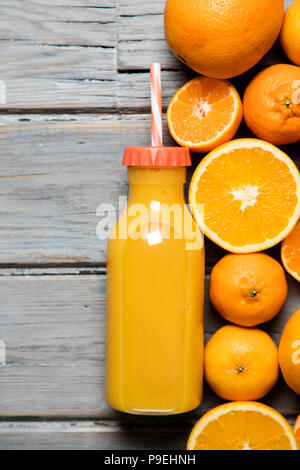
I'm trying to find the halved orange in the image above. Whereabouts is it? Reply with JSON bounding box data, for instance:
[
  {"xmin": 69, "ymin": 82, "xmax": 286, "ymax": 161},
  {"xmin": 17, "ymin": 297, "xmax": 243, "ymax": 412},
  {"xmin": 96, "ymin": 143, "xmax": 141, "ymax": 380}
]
[
  {"xmin": 187, "ymin": 402, "xmax": 298, "ymax": 450},
  {"xmin": 189, "ymin": 139, "xmax": 300, "ymax": 253},
  {"xmin": 294, "ymin": 415, "xmax": 300, "ymax": 449},
  {"xmin": 167, "ymin": 77, "xmax": 243, "ymax": 153},
  {"xmin": 281, "ymin": 220, "xmax": 300, "ymax": 282}
]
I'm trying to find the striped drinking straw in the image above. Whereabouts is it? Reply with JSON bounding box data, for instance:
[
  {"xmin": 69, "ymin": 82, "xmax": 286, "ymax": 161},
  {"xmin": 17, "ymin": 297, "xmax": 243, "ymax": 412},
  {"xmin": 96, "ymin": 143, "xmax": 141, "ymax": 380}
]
[{"xmin": 150, "ymin": 63, "xmax": 163, "ymax": 147}]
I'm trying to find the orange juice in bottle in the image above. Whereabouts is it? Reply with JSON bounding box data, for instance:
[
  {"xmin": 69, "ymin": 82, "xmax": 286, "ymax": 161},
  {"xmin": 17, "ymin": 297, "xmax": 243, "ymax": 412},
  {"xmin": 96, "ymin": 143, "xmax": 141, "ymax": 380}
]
[
  {"xmin": 105, "ymin": 64, "xmax": 205, "ymax": 415},
  {"xmin": 106, "ymin": 148, "xmax": 205, "ymax": 415}
]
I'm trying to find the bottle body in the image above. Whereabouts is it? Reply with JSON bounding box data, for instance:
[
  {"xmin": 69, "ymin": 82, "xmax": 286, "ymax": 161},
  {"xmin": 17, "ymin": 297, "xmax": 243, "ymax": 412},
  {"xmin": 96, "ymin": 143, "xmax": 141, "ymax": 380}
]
[{"xmin": 106, "ymin": 167, "xmax": 205, "ymax": 415}]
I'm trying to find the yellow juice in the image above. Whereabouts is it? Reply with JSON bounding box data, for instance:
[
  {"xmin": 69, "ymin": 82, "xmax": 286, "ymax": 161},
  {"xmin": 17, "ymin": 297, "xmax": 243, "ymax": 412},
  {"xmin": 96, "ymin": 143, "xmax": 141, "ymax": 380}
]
[{"xmin": 106, "ymin": 166, "xmax": 205, "ymax": 415}]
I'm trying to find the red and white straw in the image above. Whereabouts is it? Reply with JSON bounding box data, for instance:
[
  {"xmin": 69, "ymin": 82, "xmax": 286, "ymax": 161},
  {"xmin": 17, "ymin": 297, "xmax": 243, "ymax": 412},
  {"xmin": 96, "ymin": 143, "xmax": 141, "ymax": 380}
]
[{"xmin": 150, "ymin": 63, "xmax": 163, "ymax": 147}]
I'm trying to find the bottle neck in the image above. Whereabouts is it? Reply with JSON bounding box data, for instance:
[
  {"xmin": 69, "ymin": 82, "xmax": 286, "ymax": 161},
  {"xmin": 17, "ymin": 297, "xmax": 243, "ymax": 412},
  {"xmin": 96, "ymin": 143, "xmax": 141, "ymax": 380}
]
[{"xmin": 127, "ymin": 167, "xmax": 187, "ymax": 204}]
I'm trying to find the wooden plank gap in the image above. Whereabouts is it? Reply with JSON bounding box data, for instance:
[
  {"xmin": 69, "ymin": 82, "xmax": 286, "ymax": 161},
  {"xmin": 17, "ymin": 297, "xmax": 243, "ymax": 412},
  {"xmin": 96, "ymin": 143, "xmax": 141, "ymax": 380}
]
[{"xmin": 0, "ymin": 266, "xmax": 107, "ymax": 277}]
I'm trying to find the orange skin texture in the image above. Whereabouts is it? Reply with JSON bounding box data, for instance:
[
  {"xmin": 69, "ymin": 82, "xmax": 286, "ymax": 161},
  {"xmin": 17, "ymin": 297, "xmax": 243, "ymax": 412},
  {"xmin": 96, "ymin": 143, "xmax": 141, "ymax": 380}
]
[
  {"xmin": 210, "ymin": 253, "xmax": 288, "ymax": 327},
  {"xmin": 279, "ymin": 308, "xmax": 300, "ymax": 395},
  {"xmin": 244, "ymin": 64, "xmax": 300, "ymax": 145},
  {"xmin": 281, "ymin": 0, "xmax": 300, "ymax": 66},
  {"xmin": 204, "ymin": 325, "xmax": 279, "ymax": 401},
  {"xmin": 164, "ymin": 0, "xmax": 284, "ymax": 79}
]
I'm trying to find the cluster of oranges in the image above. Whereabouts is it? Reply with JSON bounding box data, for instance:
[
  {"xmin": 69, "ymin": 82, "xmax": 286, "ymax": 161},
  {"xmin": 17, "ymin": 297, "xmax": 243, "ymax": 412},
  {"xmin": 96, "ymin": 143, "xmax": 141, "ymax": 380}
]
[
  {"xmin": 206, "ymin": 254, "xmax": 300, "ymax": 420},
  {"xmin": 164, "ymin": 0, "xmax": 300, "ymax": 451}
]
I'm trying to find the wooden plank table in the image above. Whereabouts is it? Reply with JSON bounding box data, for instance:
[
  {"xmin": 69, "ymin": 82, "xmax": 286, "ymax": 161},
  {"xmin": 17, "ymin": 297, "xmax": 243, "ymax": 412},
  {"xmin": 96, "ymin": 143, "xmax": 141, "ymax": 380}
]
[{"xmin": 0, "ymin": 0, "xmax": 298, "ymax": 450}]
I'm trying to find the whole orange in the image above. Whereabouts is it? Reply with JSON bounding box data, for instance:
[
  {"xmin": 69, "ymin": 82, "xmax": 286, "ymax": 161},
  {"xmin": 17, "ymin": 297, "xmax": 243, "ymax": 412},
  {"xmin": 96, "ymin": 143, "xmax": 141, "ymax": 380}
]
[
  {"xmin": 279, "ymin": 308, "xmax": 300, "ymax": 395},
  {"xmin": 281, "ymin": 0, "xmax": 300, "ymax": 66},
  {"xmin": 204, "ymin": 325, "xmax": 279, "ymax": 401},
  {"xmin": 210, "ymin": 253, "xmax": 288, "ymax": 327},
  {"xmin": 164, "ymin": 0, "xmax": 284, "ymax": 79},
  {"xmin": 244, "ymin": 64, "xmax": 300, "ymax": 145}
]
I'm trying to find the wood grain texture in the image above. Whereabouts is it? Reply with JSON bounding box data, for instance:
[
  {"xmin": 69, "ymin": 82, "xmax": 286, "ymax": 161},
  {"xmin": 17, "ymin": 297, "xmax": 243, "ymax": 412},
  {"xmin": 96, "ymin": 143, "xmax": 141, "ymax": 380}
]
[
  {"xmin": 118, "ymin": 0, "xmax": 164, "ymax": 15},
  {"xmin": 0, "ymin": 273, "xmax": 298, "ymax": 418},
  {"xmin": 118, "ymin": 69, "xmax": 196, "ymax": 110},
  {"xmin": 0, "ymin": 274, "xmax": 106, "ymax": 416},
  {"xmin": 0, "ymin": 422, "xmax": 188, "ymax": 451},
  {"xmin": 15, "ymin": 1, "xmax": 117, "ymax": 6},
  {"xmin": 0, "ymin": 1, "xmax": 116, "ymax": 46},
  {"xmin": 0, "ymin": 421, "xmax": 190, "ymax": 450},
  {"xmin": 0, "ymin": 114, "xmax": 128, "ymax": 264},
  {"xmin": 0, "ymin": 1, "xmax": 116, "ymax": 109}
]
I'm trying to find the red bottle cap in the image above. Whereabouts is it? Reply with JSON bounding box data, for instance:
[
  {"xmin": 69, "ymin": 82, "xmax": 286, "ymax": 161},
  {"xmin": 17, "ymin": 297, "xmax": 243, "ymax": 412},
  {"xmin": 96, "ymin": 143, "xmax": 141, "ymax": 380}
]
[{"xmin": 122, "ymin": 147, "xmax": 191, "ymax": 167}]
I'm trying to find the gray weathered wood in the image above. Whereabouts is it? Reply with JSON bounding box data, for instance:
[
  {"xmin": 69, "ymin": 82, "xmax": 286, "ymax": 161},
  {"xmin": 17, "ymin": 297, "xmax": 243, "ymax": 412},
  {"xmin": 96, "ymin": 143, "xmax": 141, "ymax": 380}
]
[
  {"xmin": 0, "ymin": 273, "xmax": 298, "ymax": 418},
  {"xmin": 118, "ymin": 70, "xmax": 196, "ymax": 110},
  {"xmin": 0, "ymin": 420, "xmax": 190, "ymax": 450},
  {"xmin": 117, "ymin": 0, "xmax": 175, "ymax": 72},
  {"xmin": 0, "ymin": 44, "xmax": 116, "ymax": 109},
  {"xmin": 15, "ymin": 1, "xmax": 117, "ymax": 5},
  {"xmin": 0, "ymin": 274, "xmax": 106, "ymax": 417},
  {"xmin": 0, "ymin": 1, "xmax": 116, "ymax": 46},
  {"xmin": 0, "ymin": 114, "xmax": 129, "ymax": 264},
  {"xmin": 0, "ymin": 1, "xmax": 116, "ymax": 109},
  {"xmin": 119, "ymin": 0, "xmax": 165, "ymax": 15}
]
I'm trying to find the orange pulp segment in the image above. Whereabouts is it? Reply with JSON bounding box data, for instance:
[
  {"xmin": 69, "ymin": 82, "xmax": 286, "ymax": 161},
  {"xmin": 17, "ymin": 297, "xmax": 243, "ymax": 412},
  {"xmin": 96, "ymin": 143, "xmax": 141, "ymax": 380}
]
[
  {"xmin": 294, "ymin": 415, "xmax": 300, "ymax": 449},
  {"xmin": 167, "ymin": 77, "xmax": 243, "ymax": 153},
  {"xmin": 281, "ymin": 220, "xmax": 300, "ymax": 282},
  {"xmin": 187, "ymin": 402, "xmax": 298, "ymax": 450},
  {"xmin": 189, "ymin": 139, "xmax": 300, "ymax": 253}
]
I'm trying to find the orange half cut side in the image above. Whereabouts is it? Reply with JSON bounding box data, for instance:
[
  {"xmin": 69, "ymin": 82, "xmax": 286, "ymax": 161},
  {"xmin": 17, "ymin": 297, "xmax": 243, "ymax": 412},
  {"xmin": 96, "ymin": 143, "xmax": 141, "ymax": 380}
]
[
  {"xmin": 187, "ymin": 402, "xmax": 298, "ymax": 451},
  {"xmin": 281, "ymin": 220, "xmax": 300, "ymax": 282},
  {"xmin": 189, "ymin": 139, "xmax": 300, "ymax": 253},
  {"xmin": 294, "ymin": 415, "xmax": 300, "ymax": 449},
  {"xmin": 167, "ymin": 77, "xmax": 243, "ymax": 153}
]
